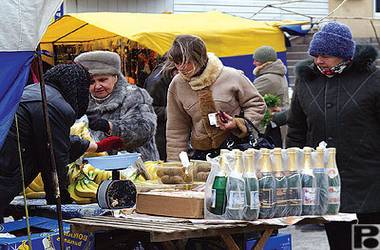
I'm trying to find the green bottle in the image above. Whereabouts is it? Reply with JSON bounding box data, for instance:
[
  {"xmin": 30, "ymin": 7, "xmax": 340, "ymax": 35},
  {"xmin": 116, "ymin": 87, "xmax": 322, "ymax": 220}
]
[
  {"xmin": 258, "ymin": 148, "xmax": 276, "ymax": 219},
  {"xmin": 286, "ymin": 147, "xmax": 302, "ymax": 216},
  {"xmin": 313, "ymin": 147, "xmax": 328, "ymax": 215},
  {"xmin": 301, "ymin": 147, "xmax": 317, "ymax": 215},
  {"xmin": 209, "ymin": 150, "xmax": 228, "ymax": 215},
  {"xmin": 226, "ymin": 149, "xmax": 246, "ymax": 220},
  {"xmin": 243, "ymin": 149, "xmax": 259, "ymax": 220},
  {"xmin": 326, "ymin": 148, "xmax": 341, "ymax": 215},
  {"xmin": 273, "ymin": 148, "xmax": 288, "ymax": 217}
]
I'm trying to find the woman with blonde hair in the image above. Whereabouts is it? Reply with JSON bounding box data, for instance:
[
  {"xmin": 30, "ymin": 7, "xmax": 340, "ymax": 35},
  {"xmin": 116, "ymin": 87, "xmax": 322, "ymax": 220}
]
[{"xmin": 165, "ymin": 35, "xmax": 266, "ymax": 161}]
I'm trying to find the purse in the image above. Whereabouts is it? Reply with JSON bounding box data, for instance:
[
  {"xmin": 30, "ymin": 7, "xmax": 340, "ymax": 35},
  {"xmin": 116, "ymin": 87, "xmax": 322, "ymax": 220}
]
[{"xmin": 222, "ymin": 116, "xmax": 275, "ymax": 151}]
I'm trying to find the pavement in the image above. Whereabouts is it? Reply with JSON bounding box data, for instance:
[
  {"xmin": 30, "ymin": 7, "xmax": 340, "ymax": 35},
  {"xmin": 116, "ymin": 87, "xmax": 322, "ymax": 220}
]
[{"xmin": 280, "ymin": 225, "xmax": 330, "ymax": 250}]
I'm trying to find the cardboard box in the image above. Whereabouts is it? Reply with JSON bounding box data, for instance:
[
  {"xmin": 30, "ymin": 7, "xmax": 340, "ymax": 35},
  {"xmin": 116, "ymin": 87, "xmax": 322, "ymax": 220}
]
[
  {"xmin": 136, "ymin": 191, "xmax": 204, "ymax": 218},
  {"xmin": 245, "ymin": 233, "xmax": 291, "ymax": 250},
  {"xmin": 0, "ymin": 216, "xmax": 94, "ymax": 250}
]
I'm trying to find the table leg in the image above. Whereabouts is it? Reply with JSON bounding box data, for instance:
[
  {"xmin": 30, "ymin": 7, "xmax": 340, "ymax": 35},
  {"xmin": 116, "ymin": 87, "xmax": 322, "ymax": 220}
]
[
  {"xmin": 221, "ymin": 233, "xmax": 240, "ymax": 250},
  {"xmin": 252, "ymin": 228, "xmax": 274, "ymax": 250}
]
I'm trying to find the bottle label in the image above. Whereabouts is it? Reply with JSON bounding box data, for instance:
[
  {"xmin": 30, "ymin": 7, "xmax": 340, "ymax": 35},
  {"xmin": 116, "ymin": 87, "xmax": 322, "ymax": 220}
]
[
  {"xmin": 211, "ymin": 189, "xmax": 216, "ymax": 208},
  {"xmin": 276, "ymin": 187, "xmax": 288, "ymax": 207},
  {"xmin": 327, "ymin": 168, "xmax": 338, "ymax": 179},
  {"xmin": 259, "ymin": 189, "xmax": 273, "ymax": 208},
  {"xmin": 303, "ymin": 187, "xmax": 319, "ymax": 205},
  {"xmin": 328, "ymin": 186, "xmax": 341, "ymax": 204},
  {"xmin": 288, "ymin": 187, "xmax": 302, "ymax": 206},
  {"xmin": 227, "ymin": 191, "xmax": 245, "ymax": 209},
  {"xmin": 250, "ymin": 191, "xmax": 260, "ymax": 209}
]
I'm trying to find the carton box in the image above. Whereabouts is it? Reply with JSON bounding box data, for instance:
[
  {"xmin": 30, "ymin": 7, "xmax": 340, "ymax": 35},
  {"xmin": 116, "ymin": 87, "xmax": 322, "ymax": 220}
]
[
  {"xmin": 245, "ymin": 233, "xmax": 291, "ymax": 250},
  {"xmin": 136, "ymin": 191, "xmax": 204, "ymax": 219},
  {"xmin": 0, "ymin": 217, "xmax": 94, "ymax": 250}
]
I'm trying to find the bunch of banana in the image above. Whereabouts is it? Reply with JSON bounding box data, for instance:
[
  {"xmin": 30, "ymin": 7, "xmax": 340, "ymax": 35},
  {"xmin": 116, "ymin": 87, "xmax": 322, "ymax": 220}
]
[
  {"xmin": 143, "ymin": 161, "xmax": 162, "ymax": 181},
  {"xmin": 25, "ymin": 174, "xmax": 46, "ymax": 199},
  {"xmin": 82, "ymin": 163, "xmax": 111, "ymax": 184},
  {"xmin": 67, "ymin": 163, "xmax": 82, "ymax": 185}
]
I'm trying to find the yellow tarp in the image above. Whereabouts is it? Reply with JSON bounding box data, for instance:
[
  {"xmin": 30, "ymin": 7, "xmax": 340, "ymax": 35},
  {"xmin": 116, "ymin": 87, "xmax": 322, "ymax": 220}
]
[{"xmin": 41, "ymin": 11, "xmax": 286, "ymax": 57}]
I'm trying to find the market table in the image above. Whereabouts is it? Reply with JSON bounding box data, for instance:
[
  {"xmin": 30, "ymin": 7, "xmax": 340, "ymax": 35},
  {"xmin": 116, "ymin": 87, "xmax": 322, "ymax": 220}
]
[{"xmin": 66, "ymin": 213, "xmax": 357, "ymax": 250}]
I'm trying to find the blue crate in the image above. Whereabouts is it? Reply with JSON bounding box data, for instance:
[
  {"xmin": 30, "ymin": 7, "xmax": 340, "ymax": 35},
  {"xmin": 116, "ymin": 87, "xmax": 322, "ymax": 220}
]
[
  {"xmin": 84, "ymin": 153, "xmax": 140, "ymax": 170},
  {"xmin": 245, "ymin": 233, "xmax": 291, "ymax": 250}
]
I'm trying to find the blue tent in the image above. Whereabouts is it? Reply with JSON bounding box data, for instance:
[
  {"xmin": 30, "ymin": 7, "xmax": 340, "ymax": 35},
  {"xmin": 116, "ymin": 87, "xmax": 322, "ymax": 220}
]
[{"xmin": 0, "ymin": 0, "xmax": 63, "ymax": 148}]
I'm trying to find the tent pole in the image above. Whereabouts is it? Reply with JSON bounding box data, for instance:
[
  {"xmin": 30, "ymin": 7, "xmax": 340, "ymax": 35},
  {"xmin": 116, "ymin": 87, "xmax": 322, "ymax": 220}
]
[{"xmin": 36, "ymin": 45, "xmax": 65, "ymax": 250}]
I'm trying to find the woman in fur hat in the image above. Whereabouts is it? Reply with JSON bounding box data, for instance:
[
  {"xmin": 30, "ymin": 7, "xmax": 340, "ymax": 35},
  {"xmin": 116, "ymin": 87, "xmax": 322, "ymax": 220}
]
[
  {"xmin": 286, "ymin": 21, "xmax": 380, "ymax": 249},
  {"xmin": 165, "ymin": 35, "xmax": 266, "ymax": 161},
  {"xmin": 74, "ymin": 51, "xmax": 159, "ymax": 161},
  {"xmin": 0, "ymin": 64, "xmax": 123, "ymax": 223}
]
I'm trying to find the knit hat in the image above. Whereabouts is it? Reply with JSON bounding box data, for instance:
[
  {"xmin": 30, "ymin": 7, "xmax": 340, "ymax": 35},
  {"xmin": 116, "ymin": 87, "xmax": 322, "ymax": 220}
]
[
  {"xmin": 253, "ymin": 46, "xmax": 277, "ymax": 63},
  {"xmin": 309, "ymin": 22, "xmax": 356, "ymax": 60},
  {"xmin": 44, "ymin": 64, "xmax": 91, "ymax": 119},
  {"xmin": 74, "ymin": 51, "xmax": 121, "ymax": 75}
]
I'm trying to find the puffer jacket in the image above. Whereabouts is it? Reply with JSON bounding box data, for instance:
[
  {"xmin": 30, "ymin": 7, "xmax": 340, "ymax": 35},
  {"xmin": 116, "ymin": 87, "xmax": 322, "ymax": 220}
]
[
  {"xmin": 87, "ymin": 76, "xmax": 159, "ymax": 161},
  {"xmin": 166, "ymin": 53, "xmax": 266, "ymax": 161},
  {"xmin": 286, "ymin": 45, "xmax": 380, "ymax": 213}
]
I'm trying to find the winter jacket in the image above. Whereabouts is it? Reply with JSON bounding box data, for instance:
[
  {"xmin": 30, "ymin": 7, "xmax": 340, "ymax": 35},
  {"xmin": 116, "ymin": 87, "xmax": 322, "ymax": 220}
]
[
  {"xmin": 166, "ymin": 53, "xmax": 266, "ymax": 161},
  {"xmin": 144, "ymin": 63, "xmax": 174, "ymax": 161},
  {"xmin": 0, "ymin": 84, "xmax": 89, "ymax": 214},
  {"xmin": 286, "ymin": 45, "xmax": 380, "ymax": 213},
  {"xmin": 87, "ymin": 76, "xmax": 159, "ymax": 161},
  {"xmin": 254, "ymin": 59, "xmax": 289, "ymax": 107}
]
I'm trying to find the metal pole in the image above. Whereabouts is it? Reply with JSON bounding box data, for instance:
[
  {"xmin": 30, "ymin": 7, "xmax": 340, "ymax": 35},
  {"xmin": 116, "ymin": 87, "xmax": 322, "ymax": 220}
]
[{"xmin": 36, "ymin": 45, "xmax": 65, "ymax": 250}]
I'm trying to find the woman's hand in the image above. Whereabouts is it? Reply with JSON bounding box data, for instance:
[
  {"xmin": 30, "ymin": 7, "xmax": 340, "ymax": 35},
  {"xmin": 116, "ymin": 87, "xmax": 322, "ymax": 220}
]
[{"xmin": 217, "ymin": 111, "xmax": 237, "ymax": 130}]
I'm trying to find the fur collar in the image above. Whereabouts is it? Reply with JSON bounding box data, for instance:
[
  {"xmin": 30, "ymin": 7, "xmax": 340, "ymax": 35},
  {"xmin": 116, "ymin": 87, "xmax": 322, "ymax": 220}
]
[
  {"xmin": 254, "ymin": 59, "xmax": 287, "ymax": 76},
  {"xmin": 295, "ymin": 45, "xmax": 378, "ymax": 81},
  {"xmin": 87, "ymin": 74, "xmax": 129, "ymax": 113},
  {"xmin": 185, "ymin": 53, "xmax": 224, "ymax": 90}
]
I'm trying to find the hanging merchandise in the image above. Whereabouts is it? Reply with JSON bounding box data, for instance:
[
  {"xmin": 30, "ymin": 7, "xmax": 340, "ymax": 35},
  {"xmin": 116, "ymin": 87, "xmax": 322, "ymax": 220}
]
[
  {"xmin": 286, "ymin": 148, "xmax": 302, "ymax": 216},
  {"xmin": 243, "ymin": 149, "xmax": 260, "ymax": 220},
  {"xmin": 272, "ymin": 148, "xmax": 288, "ymax": 217},
  {"xmin": 313, "ymin": 147, "xmax": 329, "ymax": 215},
  {"xmin": 301, "ymin": 147, "xmax": 317, "ymax": 215},
  {"xmin": 258, "ymin": 148, "xmax": 276, "ymax": 219},
  {"xmin": 326, "ymin": 148, "xmax": 341, "ymax": 214},
  {"xmin": 225, "ymin": 149, "xmax": 246, "ymax": 220}
]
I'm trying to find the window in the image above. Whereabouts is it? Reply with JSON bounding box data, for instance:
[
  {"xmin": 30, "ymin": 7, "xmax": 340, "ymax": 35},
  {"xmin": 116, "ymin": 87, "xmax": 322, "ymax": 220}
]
[{"xmin": 375, "ymin": 0, "xmax": 380, "ymax": 18}]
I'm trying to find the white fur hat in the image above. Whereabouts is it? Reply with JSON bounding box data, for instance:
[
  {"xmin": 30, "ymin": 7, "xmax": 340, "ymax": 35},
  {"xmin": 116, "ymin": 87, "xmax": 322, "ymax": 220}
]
[{"xmin": 74, "ymin": 50, "xmax": 121, "ymax": 75}]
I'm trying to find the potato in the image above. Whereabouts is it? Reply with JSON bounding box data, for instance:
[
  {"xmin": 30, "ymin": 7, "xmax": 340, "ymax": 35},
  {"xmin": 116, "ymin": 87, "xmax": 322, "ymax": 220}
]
[
  {"xmin": 160, "ymin": 175, "xmax": 171, "ymax": 184},
  {"xmin": 196, "ymin": 172, "xmax": 209, "ymax": 182},
  {"xmin": 197, "ymin": 163, "xmax": 211, "ymax": 173},
  {"xmin": 169, "ymin": 175, "xmax": 185, "ymax": 184},
  {"xmin": 156, "ymin": 167, "xmax": 185, "ymax": 177}
]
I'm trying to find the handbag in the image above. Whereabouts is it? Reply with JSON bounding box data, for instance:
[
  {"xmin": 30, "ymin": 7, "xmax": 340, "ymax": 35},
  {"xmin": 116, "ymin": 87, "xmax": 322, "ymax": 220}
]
[{"xmin": 223, "ymin": 116, "xmax": 275, "ymax": 151}]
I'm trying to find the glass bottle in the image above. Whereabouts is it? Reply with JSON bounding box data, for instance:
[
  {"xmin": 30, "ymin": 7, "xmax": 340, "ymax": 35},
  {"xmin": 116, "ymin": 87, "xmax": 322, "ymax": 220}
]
[
  {"xmin": 273, "ymin": 148, "xmax": 288, "ymax": 217},
  {"xmin": 301, "ymin": 147, "xmax": 317, "ymax": 215},
  {"xmin": 313, "ymin": 147, "xmax": 329, "ymax": 215},
  {"xmin": 209, "ymin": 150, "xmax": 228, "ymax": 215},
  {"xmin": 225, "ymin": 149, "xmax": 246, "ymax": 220},
  {"xmin": 258, "ymin": 148, "xmax": 276, "ymax": 219},
  {"xmin": 326, "ymin": 148, "xmax": 341, "ymax": 214},
  {"xmin": 243, "ymin": 149, "xmax": 259, "ymax": 220},
  {"xmin": 286, "ymin": 147, "xmax": 302, "ymax": 216}
]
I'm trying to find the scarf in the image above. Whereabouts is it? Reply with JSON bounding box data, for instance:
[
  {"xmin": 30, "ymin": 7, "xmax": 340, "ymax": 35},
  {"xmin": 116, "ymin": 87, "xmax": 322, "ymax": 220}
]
[{"xmin": 316, "ymin": 60, "xmax": 352, "ymax": 78}]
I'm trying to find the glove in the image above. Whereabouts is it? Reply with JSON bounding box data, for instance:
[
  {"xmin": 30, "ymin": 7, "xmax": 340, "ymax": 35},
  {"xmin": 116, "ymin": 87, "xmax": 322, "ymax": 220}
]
[
  {"xmin": 88, "ymin": 114, "xmax": 110, "ymax": 133},
  {"xmin": 96, "ymin": 136, "xmax": 124, "ymax": 152}
]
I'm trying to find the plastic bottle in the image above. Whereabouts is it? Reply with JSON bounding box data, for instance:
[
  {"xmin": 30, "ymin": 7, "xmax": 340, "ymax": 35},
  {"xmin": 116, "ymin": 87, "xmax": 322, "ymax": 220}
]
[
  {"xmin": 258, "ymin": 148, "xmax": 276, "ymax": 219},
  {"xmin": 301, "ymin": 147, "xmax": 317, "ymax": 215},
  {"xmin": 243, "ymin": 149, "xmax": 259, "ymax": 220},
  {"xmin": 313, "ymin": 147, "xmax": 329, "ymax": 215},
  {"xmin": 326, "ymin": 148, "xmax": 341, "ymax": 214},
  {"xmin": 286, "ymin": 147, "xmax": 302, "ymax": 216},
  {"xmin": 225, "ymin": 149, "xmax": 246, "ymax": 220},
  {"xmin": 272, "ymin": 148, "xmax": 288, "ymax": 217},
  {"xmin": 209, "ymin": 150, "xmax": 228, "ymax": 215}
]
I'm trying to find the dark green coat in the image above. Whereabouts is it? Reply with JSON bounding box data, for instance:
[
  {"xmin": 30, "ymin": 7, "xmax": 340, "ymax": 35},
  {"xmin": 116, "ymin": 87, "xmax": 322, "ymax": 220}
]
[{"xmin": 286, "ymin": 45, "xmax": 380, "ymax": 213}]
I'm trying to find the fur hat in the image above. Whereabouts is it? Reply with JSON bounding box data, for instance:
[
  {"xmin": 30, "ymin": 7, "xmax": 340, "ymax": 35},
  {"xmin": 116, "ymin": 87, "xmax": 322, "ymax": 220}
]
[
  {"xmin": 74, "ymin": 51, "xmax": 121, "ymax": 75},
  {"xmin": 309, "ymin": 22, "xmax": 356, "ymax": 60},
  {"xmin": 253, "ymin": 46, "xmax": 277, "ymax": 63}
]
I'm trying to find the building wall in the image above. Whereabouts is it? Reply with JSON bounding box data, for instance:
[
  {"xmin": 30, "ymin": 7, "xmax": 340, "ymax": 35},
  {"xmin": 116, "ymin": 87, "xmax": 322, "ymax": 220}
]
[
  {"xmin": 64, "ymin": 0, "xmax": 173, "ymax": 13},
  {"xmin": 173, "ymin": 0, "xmax": 329, "ymax": 21},
  {"xmin": 329, "ymin": 0, "xmax": 380, "ymax": 38}
]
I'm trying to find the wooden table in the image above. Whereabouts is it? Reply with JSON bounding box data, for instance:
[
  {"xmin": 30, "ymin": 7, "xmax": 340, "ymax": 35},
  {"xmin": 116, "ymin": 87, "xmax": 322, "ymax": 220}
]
[{"xmin": 67, "ymin": 215, "xmax": 283, "ymax": 250}]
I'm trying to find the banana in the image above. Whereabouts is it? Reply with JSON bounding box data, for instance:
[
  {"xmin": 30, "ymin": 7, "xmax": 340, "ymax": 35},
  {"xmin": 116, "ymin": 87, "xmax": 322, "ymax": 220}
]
[
  {"xmin": 68, "ymin": 184, "xmax": 93, "ymax": 204},
  {"xmin": 74, "ymin": 179, "xmax": 97, "ymax": 198},
  {"xmin": 26, "ymin": 191, "xmax": 46, "ymax": 199},
  {"xmin": 28, "ymin": 179, "xmax": 44, "ymax": 192},
  {"xmin": 83, "ymin": 178, "xmax": 99, "ymax": 192},
  {"xmin": 33, "ymin": 174, "xmax": 44, "ymax": 187}
]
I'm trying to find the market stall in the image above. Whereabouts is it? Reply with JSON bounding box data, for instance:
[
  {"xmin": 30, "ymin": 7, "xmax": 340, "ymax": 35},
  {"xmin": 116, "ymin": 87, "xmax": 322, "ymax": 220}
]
[{"xmin": 40, "ymin": 11, "xmax": 297, "ymax": 85}]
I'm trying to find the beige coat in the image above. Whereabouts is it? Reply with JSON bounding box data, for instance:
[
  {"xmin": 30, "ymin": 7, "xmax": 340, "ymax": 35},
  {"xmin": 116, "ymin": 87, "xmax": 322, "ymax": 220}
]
[
  {"xmin": 166, "ymin": 53, "xmax": 266, "ymax": 161},
  {"xmin": 253, "ymin": 59, "xmax": 289, "ymax": 107}
]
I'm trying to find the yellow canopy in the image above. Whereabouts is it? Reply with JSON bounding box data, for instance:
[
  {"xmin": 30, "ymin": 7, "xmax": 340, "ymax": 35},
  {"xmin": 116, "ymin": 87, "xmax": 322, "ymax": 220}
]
[{"xmin": 41, "ymin": 11, "xmax": 286, "ymax": 57}]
